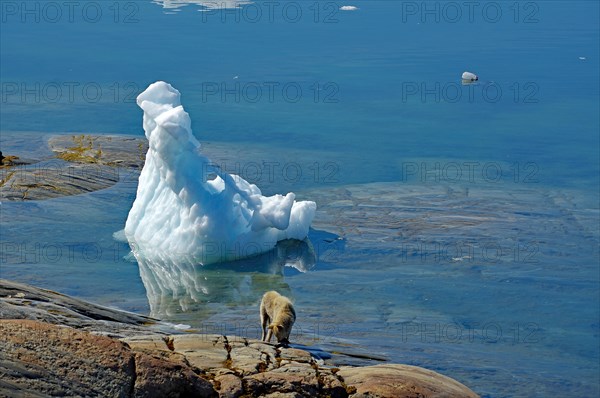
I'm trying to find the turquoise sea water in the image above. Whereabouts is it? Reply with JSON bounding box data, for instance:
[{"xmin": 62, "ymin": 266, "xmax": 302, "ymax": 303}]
[{"xmin": 1, "ymin": 1, "xmax": 599, "ymax": 397}]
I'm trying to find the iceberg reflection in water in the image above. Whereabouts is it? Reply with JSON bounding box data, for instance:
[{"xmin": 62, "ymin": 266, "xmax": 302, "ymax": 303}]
[{"xmin": 134, "ymin": 239, "xmax": 316, "ymax": 319}]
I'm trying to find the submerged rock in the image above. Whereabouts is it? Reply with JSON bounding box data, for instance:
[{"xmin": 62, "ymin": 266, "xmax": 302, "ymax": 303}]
[
  {"xmin": 0, "ymin": 134, "xmax": 148, "ymax": 201},
  {"xmin": 0, "ymin": 160, "xmax": 119, "ymax": 200},
  {"xmin": 49, "ymin": 134, "xmax": 149, "ymax": 169}
]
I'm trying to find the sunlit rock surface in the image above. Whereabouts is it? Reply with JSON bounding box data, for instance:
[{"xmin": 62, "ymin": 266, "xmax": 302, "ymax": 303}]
[{"xmin": 1, "ymin": 280, "xmax": 481, "ymax": 398}]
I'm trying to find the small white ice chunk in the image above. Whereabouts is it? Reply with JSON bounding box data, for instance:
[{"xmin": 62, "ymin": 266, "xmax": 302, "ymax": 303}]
[
  {"xmin": 112, "ymin": 229, "xmax": 127, "ymax": 242},
  {"xmin": 462, "ymin": 71, "xmax": 478, "ymax": 81},
  {"xmin": 124, "ymin": 81, "xmax": 316, "ymax": 265},
  {"xmin": 340, "ymin": 6, "xmax": 358, "ymax": 11}
]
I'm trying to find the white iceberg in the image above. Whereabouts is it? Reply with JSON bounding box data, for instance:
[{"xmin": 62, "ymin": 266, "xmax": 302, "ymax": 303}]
[
  {"xmin": 461, "ymin": 71, "xmax": 478, "ymax": 82},
  {"xmin": 124, "ymin": 81, "xmax": 316, "ymax": 265},
  {"xmin": 340, "ymin": 6, "xmax": 358, "ymax": 11}
]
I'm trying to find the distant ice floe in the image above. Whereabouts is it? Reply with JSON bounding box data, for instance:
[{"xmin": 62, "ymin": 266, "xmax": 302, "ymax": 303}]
[
  {"xmin": 152, "ymin": 0, "xmax": 253, "ymax": 11},
  {"xmin": 340, "ymin": 6, "xmax": 358, "ymax": 11},
  {"xmin": 124, "ymin": 81, "xmax": 316, "ymax": 266},
  {"xmin": 461, "ymin": 71, "xmax": 478, "ymax": 84}
]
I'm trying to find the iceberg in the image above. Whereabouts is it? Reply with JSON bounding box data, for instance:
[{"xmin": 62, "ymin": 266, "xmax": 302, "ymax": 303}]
[{"xmin": 124, "ymin": 81, "xmax": 316, "ymax": 265}]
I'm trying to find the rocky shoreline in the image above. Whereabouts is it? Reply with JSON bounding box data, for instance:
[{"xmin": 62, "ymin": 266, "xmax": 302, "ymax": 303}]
[
  {"xmin": 1, "ymin": 134, "xmax": 480, "ymax": 396},
  {"xmin": 0, "ymin": 279, "xmax": 479, "ymax": 397}
]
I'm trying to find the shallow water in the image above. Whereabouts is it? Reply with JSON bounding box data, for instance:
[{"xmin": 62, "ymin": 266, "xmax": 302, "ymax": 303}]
[
  {"xmin": 1, "ymin": 1, "xmax": 599, "ymax": 397},
  {"xmin": 1, "ymin": 132, "xmax": 598, "ymax": 397}
]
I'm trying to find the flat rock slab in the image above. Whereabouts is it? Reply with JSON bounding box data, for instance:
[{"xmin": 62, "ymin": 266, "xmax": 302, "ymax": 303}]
[
  {"xmin": 0, "ymin": 160, "xmax": 119, "ymax": 200},
  {"xmin": 0, "ymin": 134, "xmax": 147, "ymax": 201},
  {"xmin": 338, "ymin": 364, "xmax": 480, "ymax": 398},
  {"xmin": 124, "ymin": 333, "xmax": 231, "ymax": 371},
  {"xmin": 0, "ymin": 279, "xmax": 158, "ymax": 337}
]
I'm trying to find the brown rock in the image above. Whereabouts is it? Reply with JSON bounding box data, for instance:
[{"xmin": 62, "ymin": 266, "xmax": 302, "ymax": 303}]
[
  {"xmin": 226, "ymin": 337, "xmax": 281, "ymax": 377},
  {"xmin": 0, "ymin": 280, "xmax": 480, "ymax": 398},
  {"xmin": 248, "ymin": 341, "xmax": 279, "ymax": 357},
  {"xmin": 215, "ymin": 373, "xmax": 243, "ymax": 398},
  {"xmin": 133, "ymin": 350, "xmax": 216, "ymax": 398},
  {"xmin": 0, "ymin": 320, "xmax": 217, "ymax": 398},
  {"xmin": 318, "ymin": 368, "xmax": 348, "ymax": 398},
  {"xmin": 278, "ymin": 347, "xmax": 313, "ymax": 363},
  {"xmin": 172, "ymin": 334, "xmax": 229, "ymax": 370},
  {"xmin": 122, "ymin": 334, "xmax": 174, "ymax": 351},
  {"xmin": 244, "ymin": 362, "xmax": 320, "ymax": 396},
  {"xmin": 229, "ymin": 345, "xmax": 271, "ymax": 376},
  {"xmin": 0, "ymin": 319, "xmax": 136, "ymax": 397},
  {"xmin": 337, "ymin": 364, "xmax": 479, "ymax": 398},
  {"xmin": 172, "ymin": 333, "xmax": 226, "ymax": 351}
]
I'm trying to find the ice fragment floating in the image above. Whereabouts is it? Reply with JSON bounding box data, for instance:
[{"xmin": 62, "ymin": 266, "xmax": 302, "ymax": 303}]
[{"xmin": 462, "ymin": 71, "xmax": 478, "ymax": 82}]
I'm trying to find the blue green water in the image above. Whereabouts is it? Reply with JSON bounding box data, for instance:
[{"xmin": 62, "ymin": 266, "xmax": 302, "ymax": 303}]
[{"xmin": 1, "ymin": 1, "xmax": 599, "ymax": 397}]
